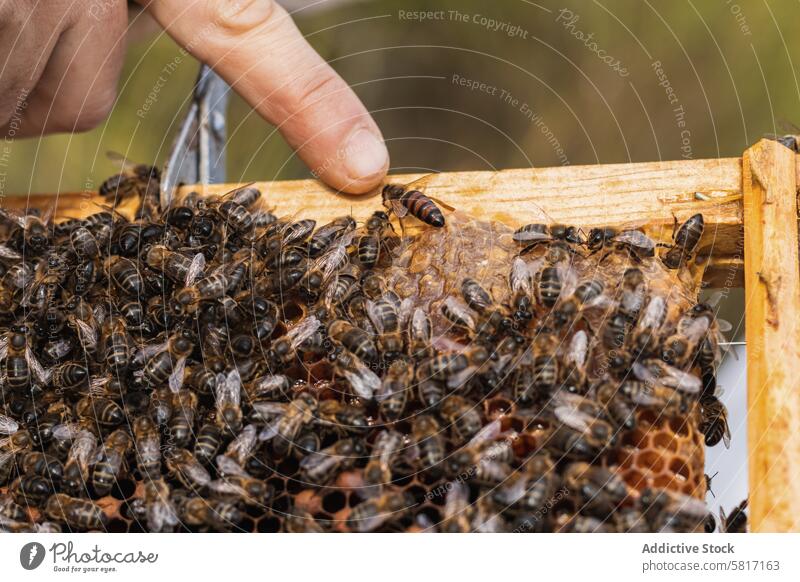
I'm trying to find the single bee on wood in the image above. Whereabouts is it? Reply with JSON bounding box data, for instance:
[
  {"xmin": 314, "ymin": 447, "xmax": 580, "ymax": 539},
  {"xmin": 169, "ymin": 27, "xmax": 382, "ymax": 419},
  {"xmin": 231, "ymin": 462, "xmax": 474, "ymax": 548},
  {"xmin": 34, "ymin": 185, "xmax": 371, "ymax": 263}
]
[{"xmin": 382, "ymin": 174, "xmax": 453, "ymax": 228}]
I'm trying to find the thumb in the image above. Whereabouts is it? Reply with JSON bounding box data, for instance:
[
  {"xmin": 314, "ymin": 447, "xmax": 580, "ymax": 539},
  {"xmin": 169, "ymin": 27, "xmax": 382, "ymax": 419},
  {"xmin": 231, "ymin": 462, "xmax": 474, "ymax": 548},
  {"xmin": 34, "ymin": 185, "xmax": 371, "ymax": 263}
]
[{"xmin": 139, "ymin": 0, "xmax": 389, "ymax": 194}]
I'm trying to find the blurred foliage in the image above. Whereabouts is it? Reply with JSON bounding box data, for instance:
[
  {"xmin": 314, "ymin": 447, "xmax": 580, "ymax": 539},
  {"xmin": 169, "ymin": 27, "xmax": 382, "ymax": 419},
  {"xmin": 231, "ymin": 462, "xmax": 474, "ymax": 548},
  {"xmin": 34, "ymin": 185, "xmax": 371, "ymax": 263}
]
[{"xmin": 3, "ymin": 0, "xmax": 799, "ymax": 194}]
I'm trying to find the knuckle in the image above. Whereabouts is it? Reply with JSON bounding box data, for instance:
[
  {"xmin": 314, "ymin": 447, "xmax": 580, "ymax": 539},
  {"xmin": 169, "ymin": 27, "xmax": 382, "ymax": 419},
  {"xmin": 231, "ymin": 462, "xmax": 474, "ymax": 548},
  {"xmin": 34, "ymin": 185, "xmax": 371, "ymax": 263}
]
[
  {"xmin": 206, "ymin": 0, "xmax": 278, "ymax": 35},
  {"xmin": 283, "ymin": 71, "xmax": 345, "ymax": 115}
]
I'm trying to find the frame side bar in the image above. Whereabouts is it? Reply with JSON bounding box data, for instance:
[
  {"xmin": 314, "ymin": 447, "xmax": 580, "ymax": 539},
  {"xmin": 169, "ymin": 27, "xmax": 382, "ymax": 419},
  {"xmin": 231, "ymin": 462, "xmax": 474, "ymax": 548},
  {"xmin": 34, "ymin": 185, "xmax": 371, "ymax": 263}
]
[{"xmin": 742, "ymin": 139, "xmax": 800, "ymax": 532}]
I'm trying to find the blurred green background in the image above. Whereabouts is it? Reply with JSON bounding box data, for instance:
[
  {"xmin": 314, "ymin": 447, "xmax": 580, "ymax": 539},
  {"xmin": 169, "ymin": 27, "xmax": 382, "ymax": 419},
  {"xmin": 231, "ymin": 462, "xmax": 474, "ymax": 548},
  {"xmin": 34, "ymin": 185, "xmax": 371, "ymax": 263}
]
[{"xmin": 2, "ymin": 0, "xmax": 799, "ymax": 194}]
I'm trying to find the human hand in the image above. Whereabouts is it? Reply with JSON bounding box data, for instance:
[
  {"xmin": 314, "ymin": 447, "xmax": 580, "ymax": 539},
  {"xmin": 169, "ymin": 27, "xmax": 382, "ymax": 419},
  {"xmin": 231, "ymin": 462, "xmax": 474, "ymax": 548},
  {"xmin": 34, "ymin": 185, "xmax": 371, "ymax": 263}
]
[{"xmin": 0, "ymin": 0, "xmax": 389, "ymax": 194}]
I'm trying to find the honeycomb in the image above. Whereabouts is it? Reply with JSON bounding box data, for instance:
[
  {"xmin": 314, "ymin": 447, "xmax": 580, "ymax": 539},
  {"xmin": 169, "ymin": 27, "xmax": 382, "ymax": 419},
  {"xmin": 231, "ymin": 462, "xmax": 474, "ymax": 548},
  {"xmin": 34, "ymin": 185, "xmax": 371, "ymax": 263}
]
[{"xmin": 0, "ymin": 192, "xmax": 721, "ymax": 533}]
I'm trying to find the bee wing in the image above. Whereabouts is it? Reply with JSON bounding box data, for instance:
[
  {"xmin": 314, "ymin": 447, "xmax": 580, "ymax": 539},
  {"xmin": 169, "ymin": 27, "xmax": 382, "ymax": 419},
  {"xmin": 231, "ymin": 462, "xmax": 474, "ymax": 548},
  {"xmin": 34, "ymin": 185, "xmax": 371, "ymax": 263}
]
[
  {"xmin": 207, "ymin": 479, "xmax": 247, "ymax": 498},
  {"xmin": 314, "ymin": 240, "xmax": 350, "ymax": 283},
  {"xmin": 52, "ymin": 423, "xmax": 79, "ymax": 441},
  {"xmin": 184, "ymin": 253, "xmax": 206, "ymax": 287},
  {"xmin": 89, "ymin": 376, "xmax": 111, "ymax": 397},
  {"xmin": 656, "ymin": 362, "xmax": 702, "ymax": 394},
  {"xmin": 397, "ymin": 297, "xmax": 414, "ymax": 330},
  {"xmin": 215, "ymin": 369, "xmax": 242, "ymax": 407},
  {"xmin": 0, "ymin": 334, "xmax": 7, "ymax": 361},
  {"xmin": 341, "ymin": 357, "xmax": 380, "ymax": 400},
  {"xmin": 410, "ymin": 308, "xmax": 432, "ymax": 341},
  {"xmin": 446, "ymin": 365, "xmax": 478, "ymax": 389},
  {"xmin": 467, "ymin": 418, "xmax": 502, "ymax": 447},
  {"xmin": 25, "ymin": 346, "xmax": 51, "ymax": 385},
  {"xmin": 510, "ymin": 257, "xmax": 533, "ymax": 293},
  {"xmin": 615, "ymin": 229, "xmax": 655, "ymax": 251},
  {"xmin": 286, "ymin": 316, "xmax": 321, "ymax": 349},
  {"xmin": 500, "ymin": 474, "xmax": 531, "ymax": 505},
  {"xmin": 388, "ymin": 199, "xmax": 408, "ymax": 219},
  {"xmin": 148, "ymin": 498, "xmax": 179, "ymax": 533},
  {"xmin": 0, "ymin": 244, "xmax": 21, "ymax": 260},
  {"xmin": 365, "ymin": 299, "xmax": 385, "ymax": 334},
  {"xmin": 566, "ymin": 330, "xmax": 589, "ymax": 368},
  {"xmin": 722, "ymin": 423, "xmax": 732, "ymax": 449},
  {"xmin": 71, "ymin": 318, "xmax": 98, "ymax": 350},
  {"xmin": 225, "ymin": 424, "xmax": 256, "ymax": 461},
  {"xmin": 638, "ymin": 295, "xmax": 666, "ymax": 331},
  {"xmin": 215, "ymin": 454, "xmax": 249, "ymax": 477},
  {"xmin": 0, "ymin": 414, "xmax": 19, "ymax": 435},
  {"xmin": 431, "ymin": 335, "xmax": 467, "ymax": 352},
  {"xmin": 441, "ymin": 296, "xmax": 476, "ymax": 331},
  {"xmin": 441, "ymin": 482, "xmax": 470, "ymax": 517},
  {"xmin": 168, "ymin": 356, "xmax": 188, "ymax": 394},
  {"xmin": 554, "ymin": 406, "xmax": 592, "ymax": 433},
  {"xmin": 298, "ymin": 449, "xmax": 333, "ymax": 471},
  {"xmin": 0, "ymin": 208, "xmax": 26, "ymax": 227},
  {"xmin": 105, "ymin": 150, "xmax": 141, "ymax": 173}
]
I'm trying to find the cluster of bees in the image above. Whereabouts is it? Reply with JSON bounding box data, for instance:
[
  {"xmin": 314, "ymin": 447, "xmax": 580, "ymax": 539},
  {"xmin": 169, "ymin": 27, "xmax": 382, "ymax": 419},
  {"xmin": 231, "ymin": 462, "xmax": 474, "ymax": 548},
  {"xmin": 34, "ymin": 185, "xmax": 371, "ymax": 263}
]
[{"xmin": 0, "ymin": 166, "xmax": 743, "ymax": 533}]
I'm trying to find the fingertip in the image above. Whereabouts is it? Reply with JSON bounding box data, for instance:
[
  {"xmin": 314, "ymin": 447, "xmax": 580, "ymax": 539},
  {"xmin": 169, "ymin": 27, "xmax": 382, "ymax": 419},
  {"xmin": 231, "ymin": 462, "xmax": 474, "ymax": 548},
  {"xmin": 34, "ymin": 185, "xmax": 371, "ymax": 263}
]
[{"xmin": 313, "ymin": 126, "xmax": 389, "ymax": 194}]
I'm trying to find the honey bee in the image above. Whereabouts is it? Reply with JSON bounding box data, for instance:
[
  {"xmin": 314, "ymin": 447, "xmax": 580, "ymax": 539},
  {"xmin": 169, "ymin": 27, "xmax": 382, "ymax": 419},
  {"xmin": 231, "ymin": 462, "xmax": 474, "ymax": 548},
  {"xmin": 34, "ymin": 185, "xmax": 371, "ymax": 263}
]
[
  {"xmin": 328, "ymin": 319, "xmax": 378, "ymax": 362},
  {"xmin": 169, "ymin": 390, "xmax": 199, "ymax": 449},
  {"xmin": 177, "ymin": 494, "xmax": 246, "ymax": 531},
  {"xmin": 509, "ymin": 256, "xmax": 534, "ymax": 322},
  {"xmin": 309, "ymin": 215, "xmax": 357, "ymax": 257},
  {"xmin": 254, "ymin": 393, "xmax": 317, "ymax": 456},
  {"xmin": 357, "ymin": 211, "xmax": 394, "ymax": 268},
  {"xmin": 194, "ymin": 415, "xmax": 224, "ymax": 465},
  {"xmin": 285, "ymin": 506, "xmax": 325, "ymax": 533},
  {"xmin": 661, "ymin": 213, "xmax": 704, "ymax": 269},
  {"xmin": 99, "ymin": 152, "xmax": 160, "ymax": 208},
  {"xmin": 382, "ymin": 175, "xmax": 452, "ymax": 228},
  {"xmin": 142, "ymin": 331, "xmax": 194, "ymax": 391},
  {"xmin": 92, "ymin": 429, "xmax": 131, "ymax": 496},
  {"xmin": 366, "ymin": 292, "xmax": 406, "ymax": 360},
  {"xmin": 586, "ymin": 226, "xmax": 655, "ymax": 261},
  {"xmin": 513, "ymin": 223, "xmax": 584, "ymax": 250},
  {"xmin": 363, "ymin": 429, "xmax": 405, "ymax": 497},
  {"xmin": 21, "ymin": 451, "xmax": 64, "ymax": 484},
  {"xmin": 45, "ymin": 494, "xmax": 107, "ymax": 531},
  {"xmin": 209, "ymin": 455, "xmax": 273, "ymax": 507},
  {"xmin": 49, "ymin": 362, "xmax": 89, "ymax": 393},
  {"xmin": 553, "ymin": 393, "xmax": 618, "ymax": 452},
  {"xmin": 55, "ymin": 425, "xmax": 97, "ymax": 496},
  {"xmin": 632, "ymin": 359, "xmax": 702, "ymax": 395},
  {"xmin": 631, "ymin": 294, "xmax": 667, "ymax": 355},
  {"xmin": 444, "ymin": 420, "xmax": 513, "ymax": 484},
  {"xmin": 440, "ymin": 296, "xmax": 476, "ymax": 332},
  {"xmin": 562, "ymin": 462, "xmax": 630, "ymax": 518},
  {"xmin": 411, "ymin": 415, "xmax": 445, "ymax": 477},
  {"xmin": 560, "ymin": 329, "xmax": 589, "ymax": 393},
  {"xmin": 640, "ymin": 487, "xmax": 708, "ymax": 532},
  {"xmin": 699, "ymin": 393, "xmax": 731, "ymax": 448},
  {"xmin": 11, "ymin": 474, "xmax": 52, "ymax": 506},
  {"xmin": 142, "ymin": 478, "xmax": 179, "ymax": 533},
  {"xmin": 377, "ymin": 358, "xmax": 413, "ymax": 421},
  {"xmin": 618, "ymin": 267, "xmax": 646, "ymax": 322},
  {"xmin": 407, "ymin": 307, "xmax": 433, "ymax": 359},
  {"xmin": 719, "ymin": 499, "xmax": 748, "ymax": 533},
  {"xmin": 299, "ymin": 234, "xmax": 353, "ymax": 299},
  {"xmin": 105, "ymin": 256, "xmax": 146, "ymax": 296},
  {"xmin": 214, "ymin": 369, "xmax": 243, "ymax": 434},
  {"xmin": 440, "ymin": 395, "xmax": 483, "ymax": 441},
  {"xmin": 596, "ymin": 380, "xmax": 636, "ymax": 430},
  {"xmin": 662, "ymin": 303, "xmax": 728, "ymax": 369},
  {"xmin": 331, "ymin": 347, "xmax": 381, "ymax": 401},
  {"xmin": 347, "ymin": 489, "xmax": 414, "ymax": 532},
  {"xmin": 268, "ymin": 315, "xmax": 321, "ymax": 368},
  {"xmin": 133, "ymin": 416, "xmax": 161, "ymax": 479},
  {"xmin": 531, "ymin": 331, "xmax": 559, "ymax": 395},
  {"xmin": 3, "ymin": 325, "xmax": 49, "ymax": 391},
  {"xmin": 145, "ymin": 245, "xmax": 206, "ymax": 285},
  {"xmin": 417, "ymin": 345, "xmax": 491, "ymax": 389},
  {"xmin": 552, "ymin": 278, "xmax": 606, "ymax": 328},
  {"xmin": 299, "ymin": 438, "xmax": 366, "ymax": 484},
  {"xmin": 491, "ymin": 454, "xmax": 559, "ymax": 516},
  {"xmin": 440, "ymin": 482, "xmax": 473, "ymax": 533},
  {"xmin": 75, "ymin": 396, "xmax": 125, "ymax": 426},
  {"xmin": 166, "ymin": 449, "xmax": 211, "ymax": 490},
  {"xmin": 317, "ymin": 399, "xmax": 369, "ymax": 433}
]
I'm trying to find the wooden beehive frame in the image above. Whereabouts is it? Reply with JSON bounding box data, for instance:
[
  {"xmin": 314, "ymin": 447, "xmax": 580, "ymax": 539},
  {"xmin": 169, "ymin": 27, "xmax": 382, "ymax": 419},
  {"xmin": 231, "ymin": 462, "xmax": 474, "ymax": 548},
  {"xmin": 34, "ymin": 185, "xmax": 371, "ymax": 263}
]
[{"xmin": 5, "ymin": 139, "xmax": 799, "ymax": 531}]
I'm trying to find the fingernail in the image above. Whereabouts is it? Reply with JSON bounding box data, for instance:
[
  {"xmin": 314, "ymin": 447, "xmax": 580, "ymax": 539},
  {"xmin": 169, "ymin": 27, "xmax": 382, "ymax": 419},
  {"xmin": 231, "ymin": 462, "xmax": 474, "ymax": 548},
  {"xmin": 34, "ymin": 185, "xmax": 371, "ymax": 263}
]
[{"xmin": 343, "ymin": 128, "xmax": 389, "ymax": 181}]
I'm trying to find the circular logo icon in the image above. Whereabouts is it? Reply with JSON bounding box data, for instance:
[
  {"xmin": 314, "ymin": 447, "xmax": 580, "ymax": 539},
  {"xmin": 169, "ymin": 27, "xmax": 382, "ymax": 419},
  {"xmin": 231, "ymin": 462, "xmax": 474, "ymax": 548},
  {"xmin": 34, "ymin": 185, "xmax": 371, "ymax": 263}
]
[{"xmin": 20, "ymin": 542, "xmax": 46, "ymax": 570}]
